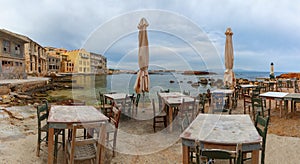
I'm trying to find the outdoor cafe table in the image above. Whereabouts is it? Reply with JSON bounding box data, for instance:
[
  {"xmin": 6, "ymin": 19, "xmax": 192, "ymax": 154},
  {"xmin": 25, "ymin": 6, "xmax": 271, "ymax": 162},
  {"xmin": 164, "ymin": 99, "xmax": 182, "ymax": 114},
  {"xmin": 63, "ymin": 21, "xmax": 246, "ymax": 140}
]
[
  {"xmin": 180, "ymin": 114, "xmax": 262, "ymax": 164},
  {"xmin": 158, "ymin": 92, "xmax": 195, "ymax": 132},
  {"xmin": 47, "ymin": 105, "xmax": 109, "ymax": 164},
  {"xmin": 104, "ymin": 92, "xmax": 127, "ymax": 105},
  {"xmin": 259, "ymin": 92, "xmax": 289, "ymax": 117},
  {"xmin": 283, "ymin": 93, "xmax": 300, "ymax": 113}
]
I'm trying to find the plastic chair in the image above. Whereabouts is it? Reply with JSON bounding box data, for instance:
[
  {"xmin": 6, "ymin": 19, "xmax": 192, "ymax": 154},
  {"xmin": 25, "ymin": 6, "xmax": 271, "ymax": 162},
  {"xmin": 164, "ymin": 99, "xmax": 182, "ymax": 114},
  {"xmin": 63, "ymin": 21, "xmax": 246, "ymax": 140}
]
[
  {"xmin": 36, "ymin": 100, "xmax": 65, "ymax": 158},
  {"xmin": 152, "ymin": 99, "xmax": 167, "ymax": 132},
  {"xmin": 106, "ymin": 106, "xmax": 121, "ymax": 157},
  {"xmin": 65, "ymin": 122, "xmax": 106, "ymax": 164}
]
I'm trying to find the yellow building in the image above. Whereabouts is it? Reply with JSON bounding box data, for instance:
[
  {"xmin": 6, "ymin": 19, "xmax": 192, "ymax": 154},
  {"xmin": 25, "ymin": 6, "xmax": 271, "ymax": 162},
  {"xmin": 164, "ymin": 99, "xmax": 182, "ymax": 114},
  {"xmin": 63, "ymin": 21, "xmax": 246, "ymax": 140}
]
[{"xmin": 65, "ymin": 49, "xmax": 91, "ymax": 73}]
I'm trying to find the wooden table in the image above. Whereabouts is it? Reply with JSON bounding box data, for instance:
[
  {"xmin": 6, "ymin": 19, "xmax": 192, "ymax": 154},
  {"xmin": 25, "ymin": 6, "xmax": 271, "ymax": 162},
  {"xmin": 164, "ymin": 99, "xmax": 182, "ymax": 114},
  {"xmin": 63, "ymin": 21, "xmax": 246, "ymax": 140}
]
[
  {"xmin": 180, "ymin": 114, "xmax": 262, "ymax": 164},
  {"xmin": 259, "ymin": 92, "xmax": 289, "ymax": 117},
  {"xmin": 283, "ymin": 93, "xmax": 300, "ymax": 113},
  {"xmin": 158, "ymin": 92, "xmax": 194, "ymax": 132},
  {"xmin": 47, "ymin": 105, "xmax": 109, "ymax": 164},
  {"xmin": 104, "ymin": 92, "xmax": 127, "ymax": 105}
]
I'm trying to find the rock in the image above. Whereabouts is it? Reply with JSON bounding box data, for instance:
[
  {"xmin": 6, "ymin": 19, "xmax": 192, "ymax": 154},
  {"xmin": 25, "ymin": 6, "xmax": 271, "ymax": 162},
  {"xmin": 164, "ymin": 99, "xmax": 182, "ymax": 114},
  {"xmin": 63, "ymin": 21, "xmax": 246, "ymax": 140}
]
[
  {"xmin": 1, "ymin": 95, "xmax": 12, "ymax": 103},
  {"xmin": 277, "ymin": 72, "xmax": 300, "ymax": 79},
  {"xmin": 16, "ymin": 94, "xmax": 32, "ymax": 100}
]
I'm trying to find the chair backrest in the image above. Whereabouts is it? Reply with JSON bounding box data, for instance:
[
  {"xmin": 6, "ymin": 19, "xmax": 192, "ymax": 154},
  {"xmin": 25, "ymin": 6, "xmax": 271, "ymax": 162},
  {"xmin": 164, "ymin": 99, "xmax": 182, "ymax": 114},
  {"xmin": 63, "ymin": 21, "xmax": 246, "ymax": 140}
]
[
  {"xmin": 69, "ymin": 122, "xmax": 105, "ymax": 163},
  {"xmin": 109, "ymin": 106, "xmax": 121, "ymax": 128},
  {"xmin": 123, "ymin": 94, "xmax": 133, "ymax": 111},
  {"xmin": 295, "ymin": 80, "xmax": 299, "ymax": 93},
  {"xmin": 198, "ymin": 143, "xmax": 242, "ymax": 164},
  {"xmin": 37, "ymin": 100, "xmax": 49, "ymax": 129},
  {"xmin": 252, "ymin": 97, "xmax": 264, "ymax": 117},
  {"xmin": 198, "ymin": 93, "xmax": 206, "ymax": 114},
  {"xmin": 181, "ymin": 113, "xmax": 190, "ymax": 132},
  {"xmin": 179, "ymin": 98, "xmax": 197, "ymax": 120},
  {"xmin": 211, "ymin": 93, "xmax": 226, "ymax": 113},
  {"xmin": 183, "ymin": 90, "xmax": 190, "ymax": 96},
  {"xmin": 255, "ymin": 114, "xmax": 269, "ymax": 163},
  {"xmin": 135, "ymin": 93, "xmax": 141, "ymax": 108},
  {"xmin": 160, "ymin": 89, "xmax": 170, "ymax": 93},
  {"xmin": 252, "ymin": 87, "xmax": 261, "ymax": 97}
]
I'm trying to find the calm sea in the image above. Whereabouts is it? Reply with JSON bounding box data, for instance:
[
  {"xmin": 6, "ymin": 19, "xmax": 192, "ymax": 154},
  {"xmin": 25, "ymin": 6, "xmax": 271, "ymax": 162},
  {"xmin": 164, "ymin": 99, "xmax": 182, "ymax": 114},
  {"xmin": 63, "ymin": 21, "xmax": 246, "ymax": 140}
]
[{"xmin": 50, "ymin": 71, "xmax": 285, "ymax": 104}]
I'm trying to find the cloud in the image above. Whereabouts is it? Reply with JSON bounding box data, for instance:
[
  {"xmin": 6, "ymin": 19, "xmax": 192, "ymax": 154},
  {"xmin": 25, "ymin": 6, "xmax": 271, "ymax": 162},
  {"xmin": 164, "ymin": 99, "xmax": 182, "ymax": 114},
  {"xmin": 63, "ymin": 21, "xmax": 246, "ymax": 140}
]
[{"xmin": 0, "ymin": 0, "xmax": 299, "ymax": 71}]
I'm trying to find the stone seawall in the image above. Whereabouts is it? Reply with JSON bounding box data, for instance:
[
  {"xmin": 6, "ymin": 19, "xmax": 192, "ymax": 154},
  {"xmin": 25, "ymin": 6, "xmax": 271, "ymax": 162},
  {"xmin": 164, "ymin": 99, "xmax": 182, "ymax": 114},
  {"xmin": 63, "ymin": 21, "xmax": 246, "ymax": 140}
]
[{"xmin": 0, "ymin": 77, "xmax": 50, "ymax": 95}]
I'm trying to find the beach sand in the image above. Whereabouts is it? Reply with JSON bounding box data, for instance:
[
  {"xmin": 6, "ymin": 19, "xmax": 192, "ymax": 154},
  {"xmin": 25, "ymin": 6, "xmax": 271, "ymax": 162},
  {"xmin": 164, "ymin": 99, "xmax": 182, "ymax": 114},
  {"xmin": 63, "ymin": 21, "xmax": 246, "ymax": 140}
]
[{"xmin": 1, "ymin": 97, "xmax": 300, "ymax": 164}]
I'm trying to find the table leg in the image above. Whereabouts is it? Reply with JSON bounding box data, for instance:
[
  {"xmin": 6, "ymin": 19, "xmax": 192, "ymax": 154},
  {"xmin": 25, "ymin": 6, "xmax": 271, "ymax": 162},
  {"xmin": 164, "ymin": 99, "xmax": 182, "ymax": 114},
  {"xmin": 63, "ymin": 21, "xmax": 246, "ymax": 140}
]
[
  {"xmin": 98, "ymin": 123, "xmax": 106, "ymax": 164},
  {"xmin": 251, "ymin": 150, "xmax": 259, "ymax": 164},
  {"xmin": 182, "ymin": 145, "xmax": 189, "ymax": 164},
  {"xmin": 48, "ymin": 128, "xmax": 54, "ymax": 164},
  {"xmin": 169, "ymin": 106, "xmax": 173, "ymax": 132}
]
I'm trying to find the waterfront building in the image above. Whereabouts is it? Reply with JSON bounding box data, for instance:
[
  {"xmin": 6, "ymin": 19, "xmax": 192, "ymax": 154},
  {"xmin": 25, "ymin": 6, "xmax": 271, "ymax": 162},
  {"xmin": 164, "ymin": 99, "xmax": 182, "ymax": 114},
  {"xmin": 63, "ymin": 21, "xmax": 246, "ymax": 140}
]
[
  {"xmin": 0, "ymin": 29, "xmax": 28, "ymax": 80},
  {"xmin": 65, "ymin": 49, "xmax": 91, "ymax": 73},
  {"xmin": 45, "ymin": 47, "xmax": 67, "ymax": 73},
  {"xmin": 23, "ymin": 39, "xmax": 47, "ymax": 76},
  {"xmin": 90, "ymin": 52, "xmax": 107, "ymax": 74}
]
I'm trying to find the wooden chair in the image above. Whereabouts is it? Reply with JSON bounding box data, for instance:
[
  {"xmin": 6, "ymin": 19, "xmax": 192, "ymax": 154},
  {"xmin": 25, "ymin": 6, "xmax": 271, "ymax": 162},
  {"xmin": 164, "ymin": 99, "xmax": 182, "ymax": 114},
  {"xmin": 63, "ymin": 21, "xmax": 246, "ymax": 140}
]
[
  {"xmin": 65, "ymin": 122, "xmax": 106, "ymax": 164},
  {"xmin": 181, "ymin": 113, "xmax": 198, "ymax": 163},
  {"xmin": 160, "ymin": 89, "xmax": 170, "ymax": 93},
  {"xmin": 99, "ymin": 92, "xmax": 113, "ymax": 117},
  {"xmin": 252, "ymin": 97, "xmax": 270, "ymax": 120},
  {"xmin": 183, "ymin": 90, "xmax": 190, "ymax": 96},
  {"xmin": 152, "ymin": 99, "xmax": 167, "ymax": 132},
  {"xmin": 122, "ymin": 94, "xmax": 133, "ymax": 117},
  {"xmin": 211, "ymin": 93, "xmax": 231, "ymax": 114},
  {"xmin": 231, "ymin": 86, "xmax": 239, "ymax": 109},
  {"xmin": 243, "ymin": 114, "xmax": 270, "ymax": 164},
  {"xmin": 198, "ymin": 143, "xmax": 242, "ymax": 164},
  {"xmin": 36, "ymin": 100, "xmax": 65, "ymax": 158},
  {"xmin": 178, "ymin": 98, "xmax": 197, "ymax": 121},
  {"xmin": 106, "ymin": 106, "xmax": 121, "ymax": 157},
  {"xmin": 197, "ymin": 93, "xmax": 207, "ymax": 114}
]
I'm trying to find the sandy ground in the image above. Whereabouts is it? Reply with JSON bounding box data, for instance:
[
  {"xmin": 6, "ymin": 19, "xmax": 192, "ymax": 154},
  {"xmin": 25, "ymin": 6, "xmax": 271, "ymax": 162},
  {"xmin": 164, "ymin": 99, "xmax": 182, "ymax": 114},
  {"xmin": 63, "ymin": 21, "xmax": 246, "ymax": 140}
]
[{"xmin": 1, "ymin": 97, "xmax": 300, "ymax": 164}]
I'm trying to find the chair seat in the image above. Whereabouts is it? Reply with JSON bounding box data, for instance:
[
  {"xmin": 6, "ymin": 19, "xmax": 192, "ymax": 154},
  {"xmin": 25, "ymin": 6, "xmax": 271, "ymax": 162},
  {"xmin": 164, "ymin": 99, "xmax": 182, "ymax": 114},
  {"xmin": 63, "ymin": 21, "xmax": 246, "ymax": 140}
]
[
  {"xmin": 66, "ymin": 141, "xmax": 96, "ymax": 160},
  {"xmin": 155, "ymin": 111, "xmax": 167, "ymax": 117}
]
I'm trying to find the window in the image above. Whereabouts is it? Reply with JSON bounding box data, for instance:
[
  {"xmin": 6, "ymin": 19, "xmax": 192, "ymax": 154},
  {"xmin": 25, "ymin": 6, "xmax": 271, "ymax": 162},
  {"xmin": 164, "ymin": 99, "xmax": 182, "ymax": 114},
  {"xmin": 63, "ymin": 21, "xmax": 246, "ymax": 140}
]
[
  {"xmin": 3, "ymin": 40, "xmax": 10, "ymax": 53},
  {"xmin": 79, "ymin": 61, "xmax": 82, "ymax": 65},
  {"xmin": 14, "ymin": 44, "xmax": 20, "ymax": 55}
]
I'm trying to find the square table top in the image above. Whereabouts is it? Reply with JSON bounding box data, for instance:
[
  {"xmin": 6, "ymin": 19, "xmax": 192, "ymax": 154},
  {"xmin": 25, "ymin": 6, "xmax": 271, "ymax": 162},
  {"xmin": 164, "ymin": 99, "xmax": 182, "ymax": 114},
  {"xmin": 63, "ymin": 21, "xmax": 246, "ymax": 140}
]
[
  {"xmin": 284, "ymin": 93, "xmax": 300, "ymax": 100},
  {"xmin": 259, "ymin": 92, "xmax": 289, "ymax": 99},
  {"xmin": 48, "ymin": 105, "xmax": 108, "ymax": 124},
  {"xmin": 158, "ymin": 92, "xmax": 185, "ymax": 98},
  {"xmin": 211, "ymin": 89, "xmax": 234, "ymax": 94},
  {"xmin": 180, "ymin": 114, "xmax": 261, "ymax": 145},
  {"xmin": 104, "ymin": 93, "xmax": 127, "ymax": 100}
]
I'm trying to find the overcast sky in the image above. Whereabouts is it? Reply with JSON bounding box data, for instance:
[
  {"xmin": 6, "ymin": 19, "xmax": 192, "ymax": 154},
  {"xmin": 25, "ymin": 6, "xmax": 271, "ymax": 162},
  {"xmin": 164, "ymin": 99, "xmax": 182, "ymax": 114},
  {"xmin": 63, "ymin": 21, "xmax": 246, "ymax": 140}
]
[{"xmin": 1, "ymin": 0, "xmax": 299, "ymax": 72}]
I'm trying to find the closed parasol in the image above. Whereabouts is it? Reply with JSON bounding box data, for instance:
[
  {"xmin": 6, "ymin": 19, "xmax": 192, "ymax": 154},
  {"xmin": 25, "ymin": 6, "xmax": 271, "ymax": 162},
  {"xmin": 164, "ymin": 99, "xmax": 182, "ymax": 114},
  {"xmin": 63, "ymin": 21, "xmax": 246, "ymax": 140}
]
[
  {"xmin": 224, "ymin": 27, "xmax": 235, "ymax": 88},
  {"xmin": 134, "ymin": 18, "xmax": 150, "ymax": 109}
]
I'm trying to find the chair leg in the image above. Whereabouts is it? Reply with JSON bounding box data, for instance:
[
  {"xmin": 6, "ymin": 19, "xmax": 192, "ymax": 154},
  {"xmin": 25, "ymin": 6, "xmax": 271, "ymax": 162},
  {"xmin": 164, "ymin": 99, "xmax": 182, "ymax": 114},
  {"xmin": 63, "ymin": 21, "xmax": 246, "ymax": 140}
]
[
  {"xmin": 113, "ymin": 131, "xmax": 118, "ymax": 157},
  {"xmin": 36, "ymin": 133, "xmax": 41, "ymax": 157}
]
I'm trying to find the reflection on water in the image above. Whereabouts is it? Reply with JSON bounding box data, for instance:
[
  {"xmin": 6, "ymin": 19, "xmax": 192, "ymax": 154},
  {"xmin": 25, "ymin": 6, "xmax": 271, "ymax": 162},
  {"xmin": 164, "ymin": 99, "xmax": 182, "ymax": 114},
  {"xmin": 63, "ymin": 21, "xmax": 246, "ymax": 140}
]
[{"xmin": 49, "ymin": 73, "xmax": 219, "ymax": 105}]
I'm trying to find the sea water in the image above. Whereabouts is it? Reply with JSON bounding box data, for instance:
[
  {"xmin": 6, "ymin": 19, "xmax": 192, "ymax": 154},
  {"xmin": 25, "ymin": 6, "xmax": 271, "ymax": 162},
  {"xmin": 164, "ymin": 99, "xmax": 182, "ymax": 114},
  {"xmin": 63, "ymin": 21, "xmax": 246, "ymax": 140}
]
[{"xmin": 48, "ymin": 71, "xmax": 285, "ymax": 105}]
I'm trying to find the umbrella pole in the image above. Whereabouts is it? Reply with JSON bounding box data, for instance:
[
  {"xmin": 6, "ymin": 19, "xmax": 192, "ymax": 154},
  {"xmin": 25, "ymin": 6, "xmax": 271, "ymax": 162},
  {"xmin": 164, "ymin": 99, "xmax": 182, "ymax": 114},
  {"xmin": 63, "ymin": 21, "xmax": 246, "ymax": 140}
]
[{"xmin": 142, "ymin": 92, "xmax": 145, "ymax": 112}]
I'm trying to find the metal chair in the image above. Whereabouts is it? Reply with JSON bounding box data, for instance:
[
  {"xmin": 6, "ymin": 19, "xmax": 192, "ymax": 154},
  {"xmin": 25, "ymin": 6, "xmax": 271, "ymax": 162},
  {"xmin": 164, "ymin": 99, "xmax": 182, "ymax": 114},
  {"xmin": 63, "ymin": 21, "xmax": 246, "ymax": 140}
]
[
  {"xmin": 65, "ymin": 122, "xmax": 106, "ymax": 164},
  {"xmin": 36, "ymin": 100, "xmax": 65, "ymax": 158}
]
